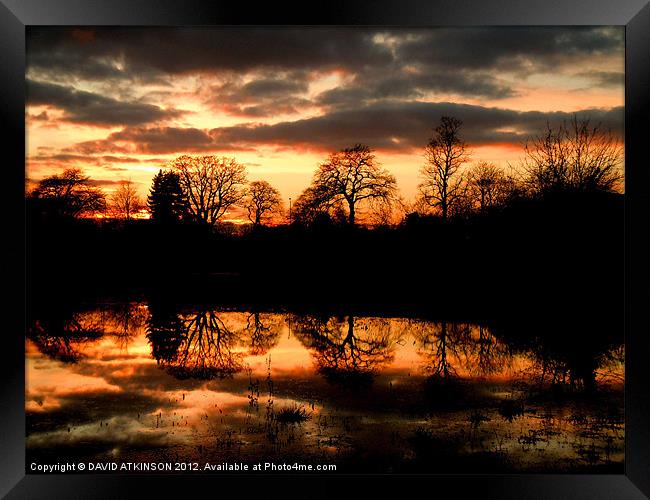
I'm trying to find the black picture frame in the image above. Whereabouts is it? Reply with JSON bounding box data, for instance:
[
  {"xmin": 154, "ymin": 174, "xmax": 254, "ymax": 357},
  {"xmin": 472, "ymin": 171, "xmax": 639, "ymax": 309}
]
[{"xmin": 2, "ymin": 1, "xmax": 649, "ymax": 498}]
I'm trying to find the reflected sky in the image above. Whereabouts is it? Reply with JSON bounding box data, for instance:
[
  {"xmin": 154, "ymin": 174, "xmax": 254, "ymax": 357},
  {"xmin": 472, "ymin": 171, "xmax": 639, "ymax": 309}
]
[{"xmin": 26, "ymin": 303, "xmax": 624, "ymax": 472}]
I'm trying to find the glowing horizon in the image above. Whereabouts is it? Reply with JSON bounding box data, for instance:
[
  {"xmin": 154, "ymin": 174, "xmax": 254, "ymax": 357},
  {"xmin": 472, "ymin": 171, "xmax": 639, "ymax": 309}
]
[{"xmin": 25, "ymin": 26, "xmax": 625, "ymax": 219}]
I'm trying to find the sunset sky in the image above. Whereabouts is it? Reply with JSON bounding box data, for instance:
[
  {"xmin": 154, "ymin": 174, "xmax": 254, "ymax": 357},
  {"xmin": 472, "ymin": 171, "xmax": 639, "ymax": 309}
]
[{"xmin": 26, "ymin": 26, "xmax": 624, "ymax": 213}]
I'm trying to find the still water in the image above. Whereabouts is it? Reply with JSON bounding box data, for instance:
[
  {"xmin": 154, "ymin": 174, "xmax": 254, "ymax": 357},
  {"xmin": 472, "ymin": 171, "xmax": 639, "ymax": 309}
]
[{"xmin": 26, "ymin": 302, "xmax": 624, "ymax": 473}]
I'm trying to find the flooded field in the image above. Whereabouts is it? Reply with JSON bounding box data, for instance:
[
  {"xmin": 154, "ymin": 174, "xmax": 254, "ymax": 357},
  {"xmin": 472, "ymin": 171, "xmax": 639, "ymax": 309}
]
[{"xmin": 26, "ymin": 302, "xmax": 624, "ymax": 473}]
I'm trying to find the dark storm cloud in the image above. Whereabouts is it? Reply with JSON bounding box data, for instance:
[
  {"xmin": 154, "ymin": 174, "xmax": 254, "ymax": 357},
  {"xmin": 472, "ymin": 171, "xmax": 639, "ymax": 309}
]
[
  {"xmin": 577, "ymin": 71, "xmax": 625, "ymax": 88},
  {"xmin": 233, "ymin": 99, "xmax": 312, "ymax": 118},
  {"xmin": 26, "ymin": 27, "xmax": 393, "ymax": 79},
  {"xmin": 33, "ymin": 153, "xmax": 95, "ymax": 163},
  {"xmin": 317, "ymin": 71, "xmax": 516, "ymax": 106},
  {"xmin": 67, "ymin": 102, "xmax": 623, "ymax": 155},
  {"xmin": 28, "ymin": 152, "xmax": 141, "ymax": 173},
  {"xmin": 394, "ymin": 27, "xmax": 624, "ymax": 74},
  {"xmin": 26, "ymin": 27, "xmax": 624, "ymax": 121},
  {"xmin": 27, "ymin": 110, "xmax": 50, "ymax": 121},
  {"xmin": 375, "ymin": 72, "xmax": 516, "ymax": 99},
  {"xmin": 65, "ymin": 140, "xmax": 131, "ymax": 155},
  {"xmin": 108, "ymin": 127, "xmax": 223, "ymax": 154},
  {"xmin": 27, "ymin": 79, "xmax": 183, "ymax": 126},
  {"xmin": 100, "ymin": 155, "xmax": 141, "ymax": 163},
  {"xmin": 241, "ymin": 77, "xmax": 309, "ymax": 97},
  {"xmin": 27, "ymin": 27, "xmax": 622, "ymax": 79},
  {"xmin": 88, "ymin": 179, "xmax": 123, "ymax": 187},
  {"xmin": 68, "ymin": 126, "xmax": 251, "ymax": 155},
  {"xmin": 206, "ymin": 74, "xmax": 313, "ymax": 117},
  {"xmin": 208, "ymin": 102, "xmax": 624, "ymax": 151}
]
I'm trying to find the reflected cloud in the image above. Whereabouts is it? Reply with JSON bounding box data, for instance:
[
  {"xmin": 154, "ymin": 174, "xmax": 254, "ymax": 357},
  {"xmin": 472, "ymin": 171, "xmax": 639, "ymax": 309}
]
[{"xmin": 26, "ymin": 301, "xmax": 624, "ymax": 471}]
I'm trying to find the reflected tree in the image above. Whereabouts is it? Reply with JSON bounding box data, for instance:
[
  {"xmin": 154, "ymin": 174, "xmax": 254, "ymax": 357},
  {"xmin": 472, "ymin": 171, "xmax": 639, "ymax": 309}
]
[
  {"xmin": 239, "ymin": 312, "xmax": 282, "ymax": 356},
  {"xmin": 27, "ymin": 309, "xmax": 105, "ymax": 363},
  {"xmin": 524, "ymin": 344, "xmax": 601, "ymax": 392},
  {"xmin": 468, "ymin": 325, "xmax": 513, "ymax": 378},
  {"xmin": 146, "ymin": 302, "xmax": 186, "ymax": 364},
  {"xmin": 147, "ymin": 307, "xmax": 244, "ymax": 380},
  {"xmin": 102, "ymin": 303, "xmax": 149, "ymax": 349},
  {"xmin": 595, "ymin": 344, "xmax": 625, "ymax": 385},
  {"xmin": 487, "ymin": 318, "xmax": 621, "ymax": 393},
  {"xmin": 413, "ymin": 320, "xmax": 472, "ymax": 380},
  {"xmin": 292, "ymin": 315, "xmax": 395, "ymax": 385},
  {"xmin": 413, "ymin": 321, "xmax": 514, "ymax": 381}
]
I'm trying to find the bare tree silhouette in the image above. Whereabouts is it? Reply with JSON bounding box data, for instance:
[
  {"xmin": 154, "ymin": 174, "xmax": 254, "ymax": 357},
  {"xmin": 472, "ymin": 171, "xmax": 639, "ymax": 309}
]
[
  {"xmin": 521, "ymin": 115, "xmax": 623, "ymax": 194},
  {"xmin": 418, "ymin": 116, "xmax": 469, "ymax": 222},
  {"xmin": 29, "ymin": 168, "xmax": 106, "ymax": 219},
  {"xmin": 466, "ymin": 162, "xmax": 515, "ymax": 213},
  {"xmin": 243, "ymin": 181, "xmax": 283, "ymax": 226},
  {"xmin": 110, "ymin": 180, "xmax": 144, "ymax": 220},
  {"xmin": 306, "ymin": 144, "xmax": 397, "ymax": 225},
  {"xmin": 291, "ymin": 185, "xmax": 347, "ymax": 226},
  {"xmin": 170, "ymin": 155, "xmax": 247, "ymax": 225}
]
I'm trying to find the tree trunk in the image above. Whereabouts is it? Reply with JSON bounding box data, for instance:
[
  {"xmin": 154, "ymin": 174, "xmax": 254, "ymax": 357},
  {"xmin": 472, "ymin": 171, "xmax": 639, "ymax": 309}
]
[
  {"xmin": 346, "ymin": 315, "xmax": 355, "ymax": 344},
  {"xmin": 348, "ymin": 201, "xmax": 355, "ymax": 225},
  {"xmin": 440, "ymin": 320, "xmax": 449, "ymax": 378}
]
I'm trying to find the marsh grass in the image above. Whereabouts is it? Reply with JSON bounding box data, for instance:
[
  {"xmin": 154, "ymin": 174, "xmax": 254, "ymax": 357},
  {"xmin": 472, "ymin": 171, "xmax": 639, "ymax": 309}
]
[
  {"xmin": 275, "ymin": 405, "xmax": 311, "ymax": 424},
  {"xmin": 498, "ymin": 398, "xmax": 525, "ymax": 422}
]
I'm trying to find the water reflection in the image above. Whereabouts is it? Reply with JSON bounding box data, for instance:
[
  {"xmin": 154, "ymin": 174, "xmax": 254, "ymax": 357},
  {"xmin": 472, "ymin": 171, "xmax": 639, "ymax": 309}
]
[
  {"xmin": 150, "ymin": 309, "xmax": 244, "ymax": 380},
  {"xmin": 147, "ymin": 307, "xmax": 284, "ymax": 379},
  {"xmin": 26, "ymin": 301, "xmax": 624, "ymax": 473},
  {"xmin": 292, "ymin": 315, "xmax": 394, "ymax": 386}
]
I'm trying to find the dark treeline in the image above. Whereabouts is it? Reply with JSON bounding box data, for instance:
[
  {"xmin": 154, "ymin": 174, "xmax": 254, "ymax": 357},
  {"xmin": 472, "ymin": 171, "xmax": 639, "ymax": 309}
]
[
  {"xmin": 26, "ymin": 300, "xmax": 622, "ymax": 395},
  {"xmin": 27, "ymin": 115, "xmax": 624, "ymax": 340},
  {"xmin": 27, "ymin": 192, "xmax": 623, "ymax": 370}
]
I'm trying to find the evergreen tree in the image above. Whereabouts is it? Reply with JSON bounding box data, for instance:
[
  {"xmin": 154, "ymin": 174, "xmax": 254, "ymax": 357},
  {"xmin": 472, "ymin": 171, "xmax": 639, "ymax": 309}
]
[{"xmin": 147, "ymin": 170, "xmax": 188, "ymax": 223}]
